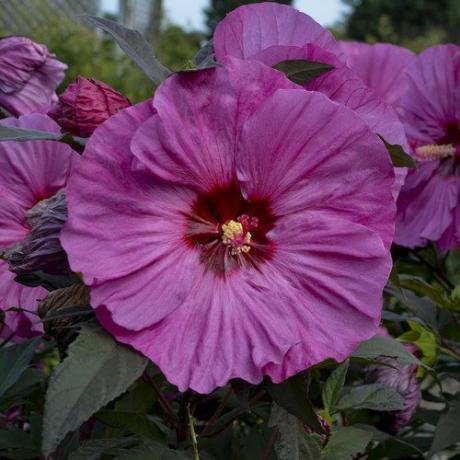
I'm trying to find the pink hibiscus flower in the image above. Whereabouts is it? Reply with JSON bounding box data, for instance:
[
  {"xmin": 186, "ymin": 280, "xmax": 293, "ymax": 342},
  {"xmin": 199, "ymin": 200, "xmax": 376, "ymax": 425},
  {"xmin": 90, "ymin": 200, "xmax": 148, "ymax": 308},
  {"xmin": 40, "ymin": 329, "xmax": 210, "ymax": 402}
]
[
  {"xmin": 395, "ymin": 45, "xmax": 460, "ymax": 249},
  {"xmin": 339, "ymin": 42, "xmax": 416, "ymax": 106},
  {"xmin": 0, "ymin": 114, "xmax": 78, "ymax": 340},
  {"xmin": 213, "ymin": 2, "xmax": 409, "ymax": 197},
  {"xmin": 62, "ymin": 57, "xmax": 395, "ymax": 393},
  {"xmin": 0, "ymin": 36, "xmax": 67, "ymax": 117}
]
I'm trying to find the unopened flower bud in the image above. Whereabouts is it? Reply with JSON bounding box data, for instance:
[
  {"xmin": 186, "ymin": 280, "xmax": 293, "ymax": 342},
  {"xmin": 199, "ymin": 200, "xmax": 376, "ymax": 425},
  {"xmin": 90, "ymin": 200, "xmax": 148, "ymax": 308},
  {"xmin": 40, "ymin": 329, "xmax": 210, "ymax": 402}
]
[
  {"xmin": 6, "ymin": 190, "xmax": 69, "ymax": 275},
  {"xmin": 48, "ymin": 76, "xmax": 131, "ymax": 137},
  {"xmin": 365, "ymin": 357, "xmax": 421, "ymax": 433}
]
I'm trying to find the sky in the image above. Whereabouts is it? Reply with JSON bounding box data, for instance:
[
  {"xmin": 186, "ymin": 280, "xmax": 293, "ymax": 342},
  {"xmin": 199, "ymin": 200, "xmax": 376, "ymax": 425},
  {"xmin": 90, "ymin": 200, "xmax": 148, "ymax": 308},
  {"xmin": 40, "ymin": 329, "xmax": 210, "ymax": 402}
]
[{"xmin": 102, "ymin": 0, "xmax": 347, "ymax": 30}]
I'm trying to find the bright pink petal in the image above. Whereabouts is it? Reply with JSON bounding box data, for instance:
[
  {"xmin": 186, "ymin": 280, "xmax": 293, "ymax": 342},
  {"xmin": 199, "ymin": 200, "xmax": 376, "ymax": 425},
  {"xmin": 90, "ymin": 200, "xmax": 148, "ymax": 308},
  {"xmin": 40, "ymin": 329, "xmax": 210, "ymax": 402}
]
[
  {"xmin": 0, "ymin": 114, "xmax": 77, "ymax": 209},
  {"xmin": 214, "ymin": 2, "xmax": 340, "ymax": 61},
  {"xmin": 96, "ymin": 264, "xmax": 305, "ymax": 393},
  {"xmin": 0, "ymin": 37, "xmax": 46, "ymax": 93},
  {"xmin": 395, "ymin": 162, "xmax": 457, "ymax": 248},
  {"xmin": 399, "ymin": 44, "xmax": 460, "ymax": 145},
  {"xmin": 0, "ymin": 37, "xmax": 66, "ymax": 116},
  {"xmin": 236, "ymin": 89, "xmax": 395, "ymax": 249},
  {"xmin": 263, "ymin": 210, "xmax": 390, "ymax": 381},
  {"xmin": 252, "ymin": 43, "xmax": 409, "ymax": 152},
  {"xmin": 131, "ymin": 57, "xmax": 297, "ymax": 191},
  {"xmin": 0, "ymin": 198, "xmax": 29, "ymax": 247},
  {"xmin": 438, "ymin": 194, "xmax": 460, "ymax": 250},
  {"xmin": 62, "ymin": 101, "xmax": 201, "ymax": 325},
  {"xmin": 0, "ymin": 261, "xmax": 45, "ymax": 339},
  {"xmin": 96, "ymin": 209, "xmax": 390, "ymax": 392},
  {"xmin": 339, "ymin": 42, "xmax": 416, "ymax": 105},
  {"xmin": 63, "ymin": 63, "xmax": 395, "ymax": 394}
]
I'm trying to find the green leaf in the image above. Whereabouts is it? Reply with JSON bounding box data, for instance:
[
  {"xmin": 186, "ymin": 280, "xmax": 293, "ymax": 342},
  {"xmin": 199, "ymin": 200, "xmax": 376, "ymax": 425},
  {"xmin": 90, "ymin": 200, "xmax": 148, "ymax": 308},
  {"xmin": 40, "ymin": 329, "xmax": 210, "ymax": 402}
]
[
  {"xmin": 379, "ymin": 136, "xmax": 416, "ymax": 168},
  {"xmin": 428, "ymin": 395, "xmax": 460, "ymax": 456},
  {"xmin": 269, "ymin": 404, "xmax": 322, "ymax": 460},
  {"xmin": 0, "ymin": 369, "xmax": 45, "ymax": 411},
  {"xmin": 113, "ymin": 441, "xmax": 190, "ymax": 460},
  {"xmin": 352, "ymin": 334, "xmax": 420, "ymax": 366},
  {"xmin": 69, "ymin": 437, "xmax": 138, "ymax": 460},
  {"xmin": 192, "ymin": 40, "xmax": 217, "ymax": 68},
  {"xmin": 96, "ymin": 410, "xmax": 165, "ymax": 442},
  {"xmin": 0, "ymin": 125, "xmax": 62, "ymax": 142},
  {"xmin": 398, "ymin": 275, "xmax": 453, "ymax": 311},
  {"xmin": 114, "ymin": 381, "xmax": 156, "ymax": 414},
  {"xmin": 273, "ymin": 60, "xmax": 334, "ymax": 85},
  {"xmin": 0, "ymin": 337, "xmax": 40, "ymax": 399},
  {"xmin": 336, "ymin": 383, "xmax": 404, "ymax": 411},
  {"xmin": 398, "ymin": 320, "xmax": 438, "ymax": 371},
  {"xmin": 42, "ymin": 325, "xmax": 147, "ymax": 456},
  {"xmin": 265, "ymin": 373, "xmax": 323, "ymax": 432},
  {"xmin": 83, "ymin": 16, "xmax": 171, "ymax": 84},
  {"xmin": 322, "ymin": 360, "xmax": 349, "ymax": 414},
  {"xmin": 322, "ymin": 427, "xmax": 372, "ymax": 460},
  {"xmin": 0, "ymin": 429, "xmax": 35, "ymax": 450},
  {"xmin": 0, "ymin": 126, "xmax": 86, "ymax": 151}
]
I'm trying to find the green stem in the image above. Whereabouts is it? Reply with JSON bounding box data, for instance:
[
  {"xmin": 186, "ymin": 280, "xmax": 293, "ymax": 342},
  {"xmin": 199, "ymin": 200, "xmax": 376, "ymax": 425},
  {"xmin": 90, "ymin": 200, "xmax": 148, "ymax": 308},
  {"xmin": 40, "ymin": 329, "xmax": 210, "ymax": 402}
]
[{"xmin": 187, "ymin": 404, "xmax": 200, "ymax": 460}]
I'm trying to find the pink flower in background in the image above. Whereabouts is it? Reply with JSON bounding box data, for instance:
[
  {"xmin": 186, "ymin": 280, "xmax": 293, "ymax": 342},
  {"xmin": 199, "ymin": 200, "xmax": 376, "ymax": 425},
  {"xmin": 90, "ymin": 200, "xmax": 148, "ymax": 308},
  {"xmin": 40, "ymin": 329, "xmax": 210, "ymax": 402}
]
[
  {"xmin": 366, "ymin": 354, "xmax": 421, "ymax": 433},
  {"xmin": 366, "ymin": 327, "xmax": 421, "ymax": 433},
  {"xmin": 395, "ymin": 45, "xmax": 460, "ymax": 249},
  {"xmin": 62, "ymin": 57, "xmax": 395, "ymax": 393},
  {"xmin": 339, "ymin": 42, "xmax": 416, "ymax": 106},
  {"xmin": 0, "ymin": 114, "xmax": 78, "ymax": 340},
  {"xmin": 49, "ymin": 77, "xmax": 131, "ymax": 138},
  {"xmin": 213, "ymin": 2, "xmax": 409, "ymax": 197},
  {"xmin": 213, "ymin": 2, "xmax": 342, "ymax": 59},
  {"xmin": 0, "ymin": 37, "xmax": 66, "ymax": 117}
]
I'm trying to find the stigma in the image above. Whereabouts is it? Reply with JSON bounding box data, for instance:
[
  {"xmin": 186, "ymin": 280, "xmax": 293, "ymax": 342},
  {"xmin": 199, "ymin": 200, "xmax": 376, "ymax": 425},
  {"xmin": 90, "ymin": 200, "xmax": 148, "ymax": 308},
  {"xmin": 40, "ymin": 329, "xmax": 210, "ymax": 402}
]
[
  {"xmin": 221, "ymin": 214, "xmax": 258, "ymax": 256},
  {"xmin": 415, "ymin": 143, "xmax": 456, "ymax": 162}
]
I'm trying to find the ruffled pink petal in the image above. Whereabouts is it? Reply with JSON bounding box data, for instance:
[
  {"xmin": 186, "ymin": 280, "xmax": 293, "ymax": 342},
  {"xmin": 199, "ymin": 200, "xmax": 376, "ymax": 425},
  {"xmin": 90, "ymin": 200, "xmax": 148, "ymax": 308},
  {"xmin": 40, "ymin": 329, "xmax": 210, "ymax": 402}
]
[
  {"xmin": 399, "ymin": 44, "xmax": 460, "ymax": 145},
  {"xmin": 96, "ymin": 209, "xmax": 390, "ymax": 392},
  {"xmin": 61, "ymin": 101, "xmax": 199, "ymax": 306},
  {"xmin": 251, "ymin": 43, "xmax": 409, "ymax": 153},
  {"xmin": 263, "ymin": 210, "xmax": 390, "ymax": 381},
  {"xmin": 0, "ymin": 37, "xmax": 66, "ymax": 116},
  {"xmin": 0, "ymin": 261, "xmax": 45, "ymax": 339},
  {"xmin": 0, "ymin": 114, "xmax": 77, "ymax": 209},
  {"xmin": 0, "ymin": 37, "xmax": 46, "ymax": 93},
  {"xmin": 213, "ymin": 2, "xmax": 340, "ymax": 62},
  {"xmin": 438, "ymin": 196, "xmax": 460, "ymax": 250},
  {"xmin": 96, "ymin": 263, "xmax": 305, "ymax": 393},
  {"xmin": 236, "ymin": 89, "xmax": 395, "ymax": 249},
  {"xmin": 395, "ymin": 162, "xmax": 458, "ymax": 248},
  {"xmin": 131, "ymin": 57, "xmax": 297, "ymax": 190},
  {"xmin": 0, "ymin": 198, "xmax": 29, "ymax": 247},
  {"xmin": 339, "ymin": 42, "xmax": 416, "ymax": 106}
]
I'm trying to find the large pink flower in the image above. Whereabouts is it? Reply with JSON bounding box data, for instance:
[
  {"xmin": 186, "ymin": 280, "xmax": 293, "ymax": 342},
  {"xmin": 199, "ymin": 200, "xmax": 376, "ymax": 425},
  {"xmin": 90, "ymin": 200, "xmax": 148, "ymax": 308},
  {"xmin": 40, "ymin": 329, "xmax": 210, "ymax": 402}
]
[
  {"xmin": 213, "ymin": 3, "xmax": 409, "ymax": 197},
  {"xmin": 62, "ymin": 57, "xmax": 395, "ymax": 393},
  {"xmin": 0, "ymin": 37, "xmax": 66, "ymax": 117},
  {"xmin": 395, "ymin": 45, "xmax": 460, "ymax": 249},
  {"xmin": 339, "ymin": 42, "xmax": 416, "ymax": 106},
  {"xmin": 0, "ymin": 114, "xmax": 78, "ymax": 340}
]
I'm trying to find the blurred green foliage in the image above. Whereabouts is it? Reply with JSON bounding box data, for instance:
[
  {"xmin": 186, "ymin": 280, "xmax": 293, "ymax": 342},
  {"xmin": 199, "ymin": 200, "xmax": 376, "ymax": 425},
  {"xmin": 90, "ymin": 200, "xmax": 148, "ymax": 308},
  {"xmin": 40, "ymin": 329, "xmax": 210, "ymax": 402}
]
[
  {"xmin": 204, "ymin": 0, "xmax": 293, "ymax": 36},
  {"xmin": 342, "ymin": 0, "xmax": 460, "ymax": 51},
  {"xmin": 0, "ymin": 3, "xmax": 203, "ymax": 103}
]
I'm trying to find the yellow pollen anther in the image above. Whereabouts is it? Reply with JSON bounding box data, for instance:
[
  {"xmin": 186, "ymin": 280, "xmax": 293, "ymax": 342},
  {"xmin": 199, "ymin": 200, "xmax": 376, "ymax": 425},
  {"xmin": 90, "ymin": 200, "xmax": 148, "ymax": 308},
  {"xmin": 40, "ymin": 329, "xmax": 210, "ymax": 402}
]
[
  {"xmin": 221, "ymin": 220, "xmax": 252, "ymax": 255},
  {"xmin": 415, "ymin": 143, "xmax": 455, "ymax": 161}
]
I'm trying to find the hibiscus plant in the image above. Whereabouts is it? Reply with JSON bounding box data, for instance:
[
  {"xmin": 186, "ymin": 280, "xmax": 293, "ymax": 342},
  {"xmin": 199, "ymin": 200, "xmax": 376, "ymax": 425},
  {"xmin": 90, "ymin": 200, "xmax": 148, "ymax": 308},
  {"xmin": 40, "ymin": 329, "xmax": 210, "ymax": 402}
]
[{"xmin": 0, "ymin": 3, "xmax": 459, "ymax": 460}]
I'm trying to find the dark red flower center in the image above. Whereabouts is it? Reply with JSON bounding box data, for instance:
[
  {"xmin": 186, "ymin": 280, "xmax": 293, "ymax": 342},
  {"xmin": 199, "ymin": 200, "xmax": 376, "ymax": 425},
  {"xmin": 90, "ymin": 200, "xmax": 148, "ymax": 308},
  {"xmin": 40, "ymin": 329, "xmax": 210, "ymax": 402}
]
[{"xmin": 184, "ymin": 182, "xmax": 277, "ymax": 277}]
